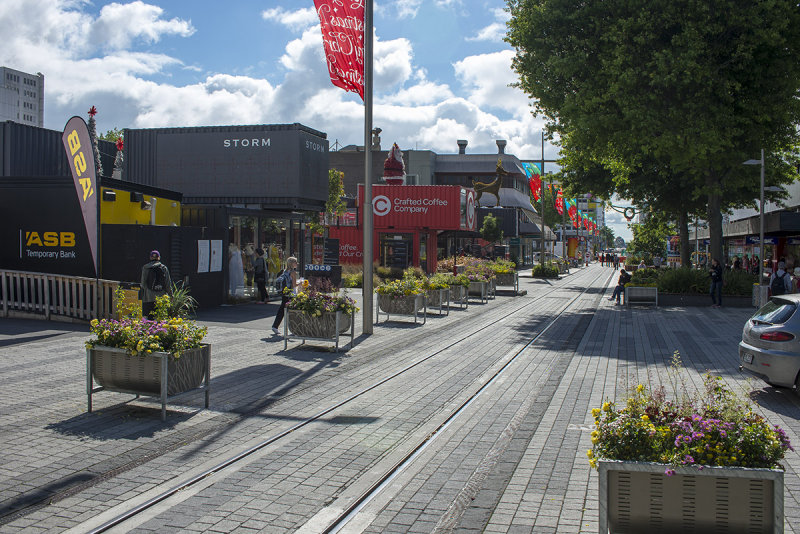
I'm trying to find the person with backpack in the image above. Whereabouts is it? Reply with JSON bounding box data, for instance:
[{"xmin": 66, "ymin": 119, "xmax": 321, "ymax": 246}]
[
  {"xmin": 769, "ymin": 261, "xmax": 793, "ymax": 297},
  {"xmin": 271, "ymin": 256, "xmax": 298, "ymax": 335},
  {"xmin": 139, "ymin": 250, "xmax": 172, "ymax": 319},
  {"xmin": 709, "ymin": 258, "xmax": 723, "ymax": 308}
]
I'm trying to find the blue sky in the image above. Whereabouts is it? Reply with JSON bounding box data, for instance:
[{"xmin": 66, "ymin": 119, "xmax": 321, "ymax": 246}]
[{"xmin": 0, "ymin": 0, "xmax": 632, "ymax": 240}]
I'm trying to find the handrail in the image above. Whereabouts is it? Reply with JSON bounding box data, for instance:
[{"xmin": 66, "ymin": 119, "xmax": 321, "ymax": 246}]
[{"xmin": 0, "ymin": 269, "xmax": 120, "ymax": 322}]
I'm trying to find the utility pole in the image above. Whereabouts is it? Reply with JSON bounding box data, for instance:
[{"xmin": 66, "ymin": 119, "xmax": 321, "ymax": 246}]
[{"xmin": 540, "ymin": 131, "xmax": 545, "ymax": 266}]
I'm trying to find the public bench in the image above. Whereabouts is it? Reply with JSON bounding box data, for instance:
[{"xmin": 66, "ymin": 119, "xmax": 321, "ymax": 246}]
[{"xmin": 625, "ymin": 286, "xmax": 658, "ymax": 307}]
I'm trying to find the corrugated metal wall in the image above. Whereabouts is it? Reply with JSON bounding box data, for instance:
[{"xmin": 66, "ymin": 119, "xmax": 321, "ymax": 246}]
[{"xmin": 0, "ymin": 121, "xmax": 117, "ymax": 178}]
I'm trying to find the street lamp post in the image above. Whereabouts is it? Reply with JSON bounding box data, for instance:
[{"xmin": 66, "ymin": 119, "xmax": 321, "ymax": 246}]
[{"xmin": 744, "ymin": 149, "xmax": 766, "ymax": 306}]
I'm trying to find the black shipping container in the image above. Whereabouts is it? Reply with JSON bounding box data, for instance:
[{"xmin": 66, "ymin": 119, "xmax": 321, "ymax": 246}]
[
  {"xmin": 123, "ymin": 123, "xmax": 329, "ymax": 211},
  {"xmin": 0, "ymin": 121, "xmax": 116, "ymax": 178}
]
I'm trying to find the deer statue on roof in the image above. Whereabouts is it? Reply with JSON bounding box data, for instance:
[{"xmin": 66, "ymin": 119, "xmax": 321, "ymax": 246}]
[{"xmin": 470, "ymin": 159, "xmax": 509, "ymax": 207}]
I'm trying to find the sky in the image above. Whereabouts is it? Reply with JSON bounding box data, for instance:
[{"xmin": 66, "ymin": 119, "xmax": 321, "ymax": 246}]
[{"xmin": 0, "ymin": 0, "xmax": 632, "ymax": 241}]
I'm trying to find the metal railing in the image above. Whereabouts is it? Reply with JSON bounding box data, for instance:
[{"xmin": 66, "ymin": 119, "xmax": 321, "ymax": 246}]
[{"xmin": 1, "ymin": 270, "xmax": 119, "ymax": 322}]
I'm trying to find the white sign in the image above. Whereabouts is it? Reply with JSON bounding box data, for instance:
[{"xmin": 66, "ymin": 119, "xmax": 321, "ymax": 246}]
[
  {"xmin": 373, "ymin": 195, "xmax": 391, "ymax": 216},
  {"xmin": 210, "ymin": 240, "xmax": 223, "ymax": 272},
  {"xmin": 197, "ymin": 240, "xmax": 210, "ymax": 273}
]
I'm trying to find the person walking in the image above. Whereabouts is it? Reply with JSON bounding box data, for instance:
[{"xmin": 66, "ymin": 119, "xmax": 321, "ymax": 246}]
[
  {"xmin": 769, "ymin": 261, "xmax": 793, "ymax": 296},
  {"xmin": 253, "ymin": 248, "xmax": 268, "ymax": 304},
  {"xmin": 139, "ymin": 250, "xmax": 172, "ymax": 319},
  {"xmin": 608, "ymin": 268, "xmax": 631, "ymax": 305},
  {"xmin": 709, "ymin": 258, "xmax": 723, "ymax": 308},
  {"xmin": 271, "ymin": 256, "xmax": 299, "ymax": 335}
]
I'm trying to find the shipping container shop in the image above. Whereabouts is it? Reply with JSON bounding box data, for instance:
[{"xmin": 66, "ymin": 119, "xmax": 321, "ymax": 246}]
[{"xmin": 328, "ymin": 184, "xmax": 476, "ymax": 273}]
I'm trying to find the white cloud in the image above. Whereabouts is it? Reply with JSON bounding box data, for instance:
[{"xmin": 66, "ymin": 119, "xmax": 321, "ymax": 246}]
[
  {"xmin": 467, "ymin": 8, "xmax": 509, "ymax": 42},
  {"xmin": 262, "ymin": 6, "xmax": 318, "ymax": 32},
  {"xmin": 453, "ymin": 50, "xmax": 530, "ymax": 116},
  {"xmin": 395, "ymin": 0, "xmax": 423, "ymax": 19},
  {"xmin": 374, "ymin": 38, "xmax": 413, "ymax": 89},
  {"xmin": 90, "ymin": 1, "xmax": 195, "ymax": 50}
]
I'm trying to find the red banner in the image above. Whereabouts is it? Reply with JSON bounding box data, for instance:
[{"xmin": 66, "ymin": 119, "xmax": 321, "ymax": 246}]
[
  {"xmin": 62, "ymin": 116, "xmax": 98, "ymax": 275},
  {"xmin": 555, "ymin": 188, "xmax": 564, "ymax": 215},
  {"xmin": 315, "ymin": 0, "xmax": 365, "ymax": 99}
]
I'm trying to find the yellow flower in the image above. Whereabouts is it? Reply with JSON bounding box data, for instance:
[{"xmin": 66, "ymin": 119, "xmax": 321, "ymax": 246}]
[
  {"xmin": 586, "ymin": 449, "xmax": 594, "ymax": 459},
  {"xmin": 90, "ymin": 319, "xmax": 99, "ymax": 328},
  {"xmin": 591, "ymin": 408, "xmax": 601, "ymax": 418},
  {"xmin": 640, "ymin": 415, "xmax": 649, "ymax": 422},
  {"xmin": 589, "ymin": 458, "xmax": 597, "ymax": 469},
  {"xmin": 636, "ymin": 384, "xmax": 645, "ymax": 393},
  {"xmin": 602, "ymin": 402, "xmax": 611, "ymax": 412}
]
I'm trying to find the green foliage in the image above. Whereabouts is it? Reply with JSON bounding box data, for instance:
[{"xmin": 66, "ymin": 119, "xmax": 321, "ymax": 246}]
[
  {"xmin": 627, "ymin": 214, "xmax": 672, "ymax": 261},
  {"xmin": 164, "ymin": 283, "xmax": 198, "ymax": 318},
  {"xmin": 327, "ymin": 169, "xmax": 347, "ymax": 217},
  {"xmin": 722, "ymin": 269, "xmax": 758, "ymax": 296},
  {"xmin": 99, "ymin": 127, "xmax": 124, "ymax": 142},
  {"xmin": 287, "ymin": 290, "xmax": 358, "ymax": 316},
  {"xmin": 598, "ymin": 226, "xmax": 615, "ymax": 250},
  {"xmin": 532, "ymin": 263, "xmax": 559, "ymax": 278},
  {"xmin": 480, "ymin": 213, "xmax": 503, "ymax": 244},
  {"xmin": 656, "ymin": 268, "xmax": 710, "ymax": 295},
  {"xmin": 425, "ymin": 273, "xmax": 452, "ymax": 290},
  {"xmin": 375, "ymin": 277, "xmax": 424, "ymax": 297},
  {"xmin": 630, "ymin": 268, "xmax": 660, "ymax": 286}
]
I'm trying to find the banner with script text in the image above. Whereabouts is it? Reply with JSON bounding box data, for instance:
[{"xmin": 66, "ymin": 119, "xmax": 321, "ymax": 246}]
[
  {"xmin": 315, "ymin": 0, "xmax": 365, "ymax": 99},
  {"xmin": 62, "ymin": 116, "xmax": 98, "ymax": 275}
]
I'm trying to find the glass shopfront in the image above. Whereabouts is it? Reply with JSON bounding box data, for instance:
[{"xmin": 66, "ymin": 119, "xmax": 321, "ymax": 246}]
[
  {"xmin": 228, "ymin": 213, "xmax": 304, "ymax": 299},
  {"xmin": 380, "ymin": 233, "xmax": 413, "ymax": 270}
]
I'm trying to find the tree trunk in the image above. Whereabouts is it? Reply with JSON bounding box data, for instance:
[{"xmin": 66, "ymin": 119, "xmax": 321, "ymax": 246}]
[
  {"xmin": 706, "ymin": 172, "xmax": 724, "ymax": 264},
  {"xmin": 678, "ymin": 210, "xmax": 691, "ymax": 268}
]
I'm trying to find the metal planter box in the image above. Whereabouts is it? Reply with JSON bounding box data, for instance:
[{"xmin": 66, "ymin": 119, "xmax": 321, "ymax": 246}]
[
  {"xmin": 450, "ymin": 285, "xmax": 469, "ymax": 309},
  {"xmin": 468, "ymin": 281, "xmax": 489, "ymax": 303},
  {"xmin": 87, "ymin": 344, "xmax": 211, "ymax": 421},
  {"xmin": 426, "ymin": 288, "xmax": 450, "ymax": 315},
  {"xmin": 285, "ymin": 309, "xmax": 354, "ymax": 351},
  {"xmin": 494, "ymin": 272, "xmax": 519, "ymax": 293},
  {"xmin": 376, "ymin": 293, "xmax": 426, "ymax": 324},
  {"xmin": 599, "ymin": 460, "xmax": 784, "ymax": 533}
]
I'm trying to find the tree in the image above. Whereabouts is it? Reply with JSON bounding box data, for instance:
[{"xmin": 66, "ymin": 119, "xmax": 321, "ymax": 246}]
[
  {"xmin": 598, "ymin": 226, "xmax": 615, "ymax": 251},
  {"xmin": 626, "ymin": 213, "xmax": 673, "ymax": 262},
  {"xmin": 86, "ymin": 106, "xmax": 104, "ymax": 178},
  {"xmin": 480, "ymin": 213, "xmax": 503, "ymax": 244},
  {"xmin": 99, "ymin": 128, "xmax": 124, "ymax": 142},
  {"xmin": 506, "ymin": 0, "xmax": 800, "ymax": 263}
]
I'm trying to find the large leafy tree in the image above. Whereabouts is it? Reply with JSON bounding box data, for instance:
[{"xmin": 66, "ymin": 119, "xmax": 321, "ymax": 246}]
[
  {"xmin": 506, "ymin": 0, "xmax": 800, "ymax": 263},
  {"xmin": 627, "ymin": 213, "xmax": 674, "ymax": 262}
]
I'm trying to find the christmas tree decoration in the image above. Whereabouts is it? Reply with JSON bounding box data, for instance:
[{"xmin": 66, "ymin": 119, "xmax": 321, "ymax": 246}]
[
  {"xmin": 382, "ymin": 143, "xmax": 406, "ymax": 185},
  {"xmin": 86, "ymin": 106, "xmax": 104, "ymax": 178},
  {"xmin": 113, "ymin": 136, "xmax": 124, "ymax": 178}
]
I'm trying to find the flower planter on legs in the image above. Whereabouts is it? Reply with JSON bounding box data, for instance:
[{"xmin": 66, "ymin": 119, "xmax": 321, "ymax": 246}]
[
  {"xmin": 284, "ymin": 309, "xmax": 354, "ymax": 351},
  {"xmin": 376, "ymin": 293, "xmax": 426, "ymax": 324},
  {"xmin": 87, "ymin": 344, "xmax": 211, "ymax": 421}
]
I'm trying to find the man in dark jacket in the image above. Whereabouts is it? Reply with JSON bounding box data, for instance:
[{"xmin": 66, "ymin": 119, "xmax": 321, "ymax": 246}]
[
  {"xmin": 140, "ymin": 250, "xmax": 172, "ymax": 319},
  {"xmin": 608, "ymin": 269, "xmax": 631, "ymax": 305},
  {"xmin": 709, "ymin": 258, "xmax": 723, "ymax": 308}
]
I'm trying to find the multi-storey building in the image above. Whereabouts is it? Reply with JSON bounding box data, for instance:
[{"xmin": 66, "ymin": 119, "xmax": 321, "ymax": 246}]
[{"xmin": 0, "ymin": 67, "xmax": 44, "ymax": 127}]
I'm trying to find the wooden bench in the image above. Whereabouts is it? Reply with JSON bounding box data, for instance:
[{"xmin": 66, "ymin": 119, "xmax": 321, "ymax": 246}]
[{"xmin": 625, "ymin": 286, "xmax": 658, "ymax": 307}]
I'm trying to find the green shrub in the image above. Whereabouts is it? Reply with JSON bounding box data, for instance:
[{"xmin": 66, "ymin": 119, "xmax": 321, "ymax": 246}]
[
  {"xmin": 723, "ymin": 269, "xmax": 758, "ymax": 296},
  {"xmin": 342, "ymin": 271, "xmax": 363, "ymax": 288},
  {"xmin": 630, "ymin": 268, "xmax": 660, "ymax": 286},
  {"xmin": 657, "ymin": 268, "xmax": 710, "ymax": 294},
  {"xmin": 532, "ymin": 263, "xmax": 559, "ymax": 278},
  {"xmin": 375, "ymin": 265, "xmax": 404, "ymax": 280}
]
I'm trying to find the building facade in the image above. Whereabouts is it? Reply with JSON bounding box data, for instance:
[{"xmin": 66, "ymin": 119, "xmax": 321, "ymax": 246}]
[{"xmin": 0, "ymin": 67, "xmax": 44, "ymax": 127}]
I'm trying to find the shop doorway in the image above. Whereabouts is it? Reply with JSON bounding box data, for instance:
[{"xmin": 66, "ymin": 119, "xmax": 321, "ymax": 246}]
[{"xmin": 380, "ymin": 233, "xmax": 413, "ymax": 270}]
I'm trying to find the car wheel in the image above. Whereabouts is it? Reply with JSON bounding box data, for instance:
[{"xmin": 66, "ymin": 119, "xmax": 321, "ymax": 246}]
[{"xmin": 794, "ymin": 372, "xmax": 800, "ymax": 396}]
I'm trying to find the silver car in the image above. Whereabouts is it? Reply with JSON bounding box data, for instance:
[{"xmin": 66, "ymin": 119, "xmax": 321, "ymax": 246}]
[{"xmin": 739, "ymin": 294, "xmax": 800, "ymax": 389}]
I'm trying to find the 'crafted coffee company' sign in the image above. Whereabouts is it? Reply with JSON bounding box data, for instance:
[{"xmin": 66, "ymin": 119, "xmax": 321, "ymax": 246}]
[{"xmin": 358, "ymin": 185, "xmax": 475, "ymax": 231}]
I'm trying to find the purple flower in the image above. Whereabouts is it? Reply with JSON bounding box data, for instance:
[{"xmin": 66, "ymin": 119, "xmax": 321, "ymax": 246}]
[{"xmin": 665, "ymin": 468, "xmax": 676, "ymax": 477}]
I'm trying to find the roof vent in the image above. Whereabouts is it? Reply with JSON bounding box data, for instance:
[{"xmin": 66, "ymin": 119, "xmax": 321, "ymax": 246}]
[
  {"xmin": 457, "ymin": 140, "xmax": 468, "ymax": 154},
  {"xmin": 496, "ymin": 140, "xmax": 507, "ymax": 154}
]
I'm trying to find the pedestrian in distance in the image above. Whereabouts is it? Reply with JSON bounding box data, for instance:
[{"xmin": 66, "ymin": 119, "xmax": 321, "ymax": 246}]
[
  {"xmin": 769, "ymin": 261, "xmax": 793, "ymax": 296},
  {"xmin": 254, "ymin": 248, "xmax": 268, "ymax": 304},
  {"xmin": 139, "ymin": 250, "xmax": 172, "ymax": 319},
  {"xmin": 709, "ymin": 258, "xmax": 723, "ymax": 308},
  {"xmin": 608, "ymin": 268, "xmax": 631, "ymax": 305},
  {"xmin": 637, "ymin": 259, "xmax": 646, "ymax": 271},
  {"xmin": 271, "ymin": 256, "xmax": 299, "ymax": 336}
]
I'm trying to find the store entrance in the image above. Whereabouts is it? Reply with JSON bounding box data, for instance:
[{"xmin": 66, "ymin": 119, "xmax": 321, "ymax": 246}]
[{"xmin": 380, "ymin": 233, "xmax": 413, "ymax": 270}]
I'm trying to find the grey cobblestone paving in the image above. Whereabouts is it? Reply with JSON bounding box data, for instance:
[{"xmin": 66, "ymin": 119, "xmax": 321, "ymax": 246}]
[{"xmin": 2, "ymin": 264, "xmax": 798, "ymax": 533}]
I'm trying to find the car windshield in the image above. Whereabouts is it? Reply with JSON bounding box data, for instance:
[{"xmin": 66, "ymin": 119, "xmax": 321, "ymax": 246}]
[{"xmin": 751, "ymin": 299, "xmax": 797, "ymax": 325}]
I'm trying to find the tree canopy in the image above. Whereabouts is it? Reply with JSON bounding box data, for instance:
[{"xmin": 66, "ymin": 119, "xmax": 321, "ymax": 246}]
[{"xmin": 506, "ymin": 0, "xmax": 800, "ymax": 262}]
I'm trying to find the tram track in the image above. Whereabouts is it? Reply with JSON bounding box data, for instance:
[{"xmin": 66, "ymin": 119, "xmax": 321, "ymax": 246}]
[{"xmin": 82, "ymin": 267, "xmax": 613, "ymax": 534}]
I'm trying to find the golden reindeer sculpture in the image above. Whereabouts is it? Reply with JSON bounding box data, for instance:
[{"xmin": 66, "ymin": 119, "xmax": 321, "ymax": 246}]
[{"xmin": 471, "ymin": 159, "xmax": 509, "ymax": 207}]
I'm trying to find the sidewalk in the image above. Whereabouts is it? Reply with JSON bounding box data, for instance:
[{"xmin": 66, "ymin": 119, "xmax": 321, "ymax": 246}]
[{"xmin": 0, "ymin": 264, "xmax": 797, "ymax": 533}]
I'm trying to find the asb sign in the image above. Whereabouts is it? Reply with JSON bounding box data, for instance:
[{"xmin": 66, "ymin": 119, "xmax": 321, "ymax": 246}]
[{"xmin": 360, "ymin": 185, "xmax": 476, "ymax": 231}]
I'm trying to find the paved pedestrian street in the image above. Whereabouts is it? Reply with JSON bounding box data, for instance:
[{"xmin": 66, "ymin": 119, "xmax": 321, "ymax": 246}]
[{"xmin": 0, "ymin": 264, "xmax": 798, "ymax": 533}]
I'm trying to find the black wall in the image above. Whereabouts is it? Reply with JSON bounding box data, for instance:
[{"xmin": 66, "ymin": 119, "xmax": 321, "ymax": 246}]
[{"xmin": 102, "ymin": 225, "xmax": 226, "ymax": 308}]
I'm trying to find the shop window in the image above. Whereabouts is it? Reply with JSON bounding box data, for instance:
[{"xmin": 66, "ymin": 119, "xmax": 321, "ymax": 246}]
[{"xmin": 380, "ymin": 233, "xmax": 413, "ymax": 269}]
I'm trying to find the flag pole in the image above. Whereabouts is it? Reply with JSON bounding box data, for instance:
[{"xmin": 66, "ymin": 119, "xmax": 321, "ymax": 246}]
[
  {"xmin": 362, "ymin": 0, "xmax": 374, "ymax": 335},
  {"xmin": 539, "ymin": 131, "xmax": 545, "ymax": 267}
]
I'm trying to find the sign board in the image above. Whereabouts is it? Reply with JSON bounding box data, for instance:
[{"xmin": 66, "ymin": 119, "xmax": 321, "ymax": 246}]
[
  {"xmin": 746, "ymin": 236, "xmax": 778, "ymax": 245},
  {"xmin": 324, "ymin": 238, "xmax": 339, "ymax": 265},
  {"xmin": 358, "ymin": 185, "xmax": 474, "ymax": 231}
]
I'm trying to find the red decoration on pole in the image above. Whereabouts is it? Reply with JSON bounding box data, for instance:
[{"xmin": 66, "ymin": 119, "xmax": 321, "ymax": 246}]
[
  {"xmin": 314, "ymin": 0, "xmax": 365, "ymax": 99},
  {"xmin": 555, "ymin": 188, "xmax": 564, "ymax": 215},
  {"xmin": 115, "ymin": 137, "xmax": 124, "ymax": 151},
  {"xmin": 528, "ymin": 172, "xmax": 541, "ymax": 202}
]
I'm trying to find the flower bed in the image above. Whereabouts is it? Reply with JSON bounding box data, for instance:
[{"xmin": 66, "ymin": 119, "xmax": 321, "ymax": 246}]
[{"xmin": 588, "ymin": 356, "xmax": 792, "ymax": 531}]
